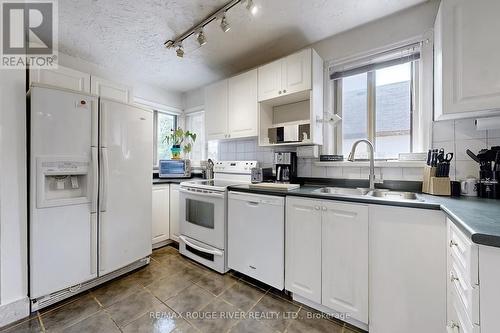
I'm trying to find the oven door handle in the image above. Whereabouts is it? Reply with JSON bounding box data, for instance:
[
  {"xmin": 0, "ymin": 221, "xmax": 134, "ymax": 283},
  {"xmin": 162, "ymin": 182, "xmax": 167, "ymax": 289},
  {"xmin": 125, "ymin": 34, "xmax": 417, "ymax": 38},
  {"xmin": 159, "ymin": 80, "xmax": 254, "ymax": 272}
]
[
  {"xmin": 179, "ymin": 188, "xmax": 225, "ymax": 199},
  {"xmin": 180, "ymin": 236, "xmax": 224, "ymax": 257}
]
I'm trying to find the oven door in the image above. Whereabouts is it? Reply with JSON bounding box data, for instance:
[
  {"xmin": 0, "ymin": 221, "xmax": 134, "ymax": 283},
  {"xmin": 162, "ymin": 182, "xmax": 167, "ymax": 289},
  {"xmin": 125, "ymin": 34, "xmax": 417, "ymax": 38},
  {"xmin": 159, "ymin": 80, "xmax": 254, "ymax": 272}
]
[{"xmin": 179, "ymin": 187, "xmax": 226, "ymax": 249}]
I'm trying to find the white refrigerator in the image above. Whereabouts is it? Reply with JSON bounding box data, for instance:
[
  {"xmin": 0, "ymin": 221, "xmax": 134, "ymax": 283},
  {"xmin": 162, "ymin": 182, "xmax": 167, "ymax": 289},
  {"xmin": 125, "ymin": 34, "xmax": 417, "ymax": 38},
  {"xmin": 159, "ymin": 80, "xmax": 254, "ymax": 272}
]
[{"xmin": 29, "ymin": 85, "xmax": 152, "ymax": 306}]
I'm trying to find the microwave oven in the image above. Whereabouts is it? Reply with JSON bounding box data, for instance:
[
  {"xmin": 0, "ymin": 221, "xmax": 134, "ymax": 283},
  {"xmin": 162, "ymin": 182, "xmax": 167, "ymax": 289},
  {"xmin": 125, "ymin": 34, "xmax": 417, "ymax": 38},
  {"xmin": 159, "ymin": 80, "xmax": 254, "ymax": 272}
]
[{"xmin": 159, "ymin": 159, "xmax": 191, "ymax": 178}]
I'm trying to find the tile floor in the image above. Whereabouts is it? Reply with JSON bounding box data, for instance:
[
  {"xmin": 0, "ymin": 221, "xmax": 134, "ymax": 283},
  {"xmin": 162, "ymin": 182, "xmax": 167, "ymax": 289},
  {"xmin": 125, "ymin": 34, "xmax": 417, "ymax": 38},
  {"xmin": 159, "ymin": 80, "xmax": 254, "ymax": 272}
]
[{"xmin": 0, "ymin": 245, "xmax": 365, "ymax": 333}]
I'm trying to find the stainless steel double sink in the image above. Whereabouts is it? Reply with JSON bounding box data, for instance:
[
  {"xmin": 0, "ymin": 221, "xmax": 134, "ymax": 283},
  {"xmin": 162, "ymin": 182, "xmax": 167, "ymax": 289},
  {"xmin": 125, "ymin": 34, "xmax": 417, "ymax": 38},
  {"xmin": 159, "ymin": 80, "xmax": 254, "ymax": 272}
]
[{"xmin": 313, "ymin": 187, "xmax": 422, "ymax": 201}]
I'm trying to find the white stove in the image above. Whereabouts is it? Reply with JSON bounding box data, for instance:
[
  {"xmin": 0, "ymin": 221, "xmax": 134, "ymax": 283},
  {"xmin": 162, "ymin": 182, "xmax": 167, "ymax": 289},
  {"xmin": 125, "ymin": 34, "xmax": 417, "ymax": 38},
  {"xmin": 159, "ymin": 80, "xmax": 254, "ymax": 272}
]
[{"xmin": 179, "ymin": 161, "xmax": 258, "ymax": 273}]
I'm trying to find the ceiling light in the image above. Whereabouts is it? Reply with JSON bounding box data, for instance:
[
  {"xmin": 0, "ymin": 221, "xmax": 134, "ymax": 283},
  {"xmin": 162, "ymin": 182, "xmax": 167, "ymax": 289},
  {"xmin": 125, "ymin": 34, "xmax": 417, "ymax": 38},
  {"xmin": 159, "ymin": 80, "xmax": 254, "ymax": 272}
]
[
  {"xmin": 220, "ymin": 15, "xmax": 231, "ymax": 32},
  {"xmin": 176, "ymin": 45, "xmax": 184, "ymax": 58},
  {"xmin": 246, "ymin": 0, "xmax": 258, "ymax": 15},
  {"xmin": 197, "ymin": 29, "xmax": 207, "ymax": 46}
]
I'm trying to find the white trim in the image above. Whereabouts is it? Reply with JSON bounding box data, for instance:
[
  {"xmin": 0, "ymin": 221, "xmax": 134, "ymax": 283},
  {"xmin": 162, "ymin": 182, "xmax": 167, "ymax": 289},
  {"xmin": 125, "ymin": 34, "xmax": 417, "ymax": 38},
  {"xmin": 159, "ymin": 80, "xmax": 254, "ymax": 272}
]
[
  {"xmin": 133, "ymin": 97, "xmax": 182, "ymax": 115},
  {"xmin": 0, "ymin": 297, "xmax": 30, "ymax": 328},
  {"xmin": 314, "ymin": 160, "xmax": 426, "ymax": 168},
  {"xmin": 184, "ymin": 105, "xmax": 204, "ymax": 114}
]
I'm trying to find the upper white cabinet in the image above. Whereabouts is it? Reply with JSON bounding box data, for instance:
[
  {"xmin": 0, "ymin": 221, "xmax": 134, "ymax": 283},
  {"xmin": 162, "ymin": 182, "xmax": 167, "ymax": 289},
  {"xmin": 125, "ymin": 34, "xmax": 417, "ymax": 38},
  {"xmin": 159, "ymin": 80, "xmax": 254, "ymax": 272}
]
[
  {"xmin": 369, "ymin": 205, "xmax": 446, "ymax": 333},
  {"xmin": 258, "ymin": 49, "xmax": 312, "ymax": 101},
  {"xmin": 285, "ymin": 197, "xmax": 368, "ymax": 327},
  {"xmin": 228, "ymin": 69, "xmax": 258, "ymax": 139},
  {"xmin": 434, "ymin": 0, "xmax": 500, "ymax": 120},
  {"xmin": 205, "ymin": 69, "xmax": 258, "ymax": 141},
  {"xmin": 205, "ymin": 79, "xmax": 229, "ymax": 140},
  {"xmin": 152, "ymin": 184, "xmax": 170, "ymax": 247},
  {"xmin": 322, "ymin": 201, "xmax": 368, "ymax": 324},
  {"xmin": 91, "ymin": 76, "xmax": 132, "ymax": 103},
  {"xmin": 29, "ymin": 65, "xmax": 91, "ymax": 93}
]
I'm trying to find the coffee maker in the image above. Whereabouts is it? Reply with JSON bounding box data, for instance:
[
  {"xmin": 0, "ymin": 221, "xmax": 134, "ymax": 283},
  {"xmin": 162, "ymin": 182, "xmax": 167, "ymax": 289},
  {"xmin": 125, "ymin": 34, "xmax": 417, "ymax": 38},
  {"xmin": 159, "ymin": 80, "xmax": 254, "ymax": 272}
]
[
  {"xmin": 477, "ymin": 146, "xmax": 500, "ymax": 199},
  {"xmin": 274, "ymin": 152, "xmax": 297, "ymax": 183}
]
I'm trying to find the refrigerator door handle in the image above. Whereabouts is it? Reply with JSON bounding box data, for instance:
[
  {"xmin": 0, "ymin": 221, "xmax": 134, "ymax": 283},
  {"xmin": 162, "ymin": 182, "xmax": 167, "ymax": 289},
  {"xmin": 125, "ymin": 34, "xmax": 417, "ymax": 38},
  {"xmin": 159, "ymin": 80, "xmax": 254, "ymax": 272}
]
[
  {"xmin": 99, "ymin": 147, "xmax": 109, "ymax": 212},
  {"xmin": 91, "ymin": 147, "xmax": 98, "ymax": 213}
]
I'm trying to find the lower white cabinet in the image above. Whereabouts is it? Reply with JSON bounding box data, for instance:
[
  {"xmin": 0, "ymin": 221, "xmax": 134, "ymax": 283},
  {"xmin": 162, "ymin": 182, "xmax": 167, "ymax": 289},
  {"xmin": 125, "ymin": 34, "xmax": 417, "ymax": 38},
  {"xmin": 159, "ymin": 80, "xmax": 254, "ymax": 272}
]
[
  {"xmin": 285, "ymin": 197, "xmax": 322, "ymax": 303},
  {"xmin": 321, "ymin": 200, "xmax": 368, "ymax": 324},
  {"xmin": 169, "ymin": 184, "xmax": 180, "ymax": 242},
  {"xmin": 369, "ymin": 205, "xmax": 446, "ymax": 333},
  {"xmin": 285, "ymin": 197, "xmax": 368, "ymax": 325},
  {"xmin": 152, "ymin": 185, "xmax": 170, "ymax": 247}
]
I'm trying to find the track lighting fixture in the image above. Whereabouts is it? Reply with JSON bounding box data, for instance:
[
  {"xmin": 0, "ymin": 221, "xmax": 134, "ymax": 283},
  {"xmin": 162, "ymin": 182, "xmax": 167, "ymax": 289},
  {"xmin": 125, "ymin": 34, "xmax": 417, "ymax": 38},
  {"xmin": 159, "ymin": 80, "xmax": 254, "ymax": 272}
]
[
  {"xmin": 176, "ymin": 45, "xmax": 184, "ymax": 58},
  {"xmin": 197, "ymin": 29, "xmax": 207, "ymax": 46},
  {"xmin": 164, "ymin": 0, "xmax": 259, "ymax": 57},
  {"xmin": 220, "ymin": 14, "xmax": 231, "ymax": 32}
]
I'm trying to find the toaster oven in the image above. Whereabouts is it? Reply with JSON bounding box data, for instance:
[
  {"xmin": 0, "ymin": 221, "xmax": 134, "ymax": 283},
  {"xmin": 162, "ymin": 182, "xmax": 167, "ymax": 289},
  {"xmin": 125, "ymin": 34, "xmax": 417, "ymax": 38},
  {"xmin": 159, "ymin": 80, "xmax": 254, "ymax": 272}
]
[{"xmin": 159, "ymin": 159, "xmax": 191, "ymax": 178}]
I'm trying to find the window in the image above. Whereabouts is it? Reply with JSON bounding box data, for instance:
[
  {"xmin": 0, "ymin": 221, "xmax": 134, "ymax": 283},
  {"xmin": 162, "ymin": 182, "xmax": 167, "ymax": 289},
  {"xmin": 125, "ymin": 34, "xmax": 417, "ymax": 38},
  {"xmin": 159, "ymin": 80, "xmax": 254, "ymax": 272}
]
[
  {"xmin": 331, "ymin": 44, "xmax": 419, "ymax": 159},
  {"xmin": 184, "ymin": 111, "xmax": 206, "ymax": 162},
  {"xmin": 153, "ymin": 110, "xmax": 177, "ymax": 166}
]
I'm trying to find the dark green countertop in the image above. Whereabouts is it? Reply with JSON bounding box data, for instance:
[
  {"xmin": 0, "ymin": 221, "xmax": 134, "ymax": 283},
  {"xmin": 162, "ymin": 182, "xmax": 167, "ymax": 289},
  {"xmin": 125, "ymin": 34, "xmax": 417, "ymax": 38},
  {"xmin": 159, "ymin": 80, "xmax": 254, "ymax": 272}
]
[{"xmin": 228, "ymin": 184, "xmax": 500, "ymax": 248}]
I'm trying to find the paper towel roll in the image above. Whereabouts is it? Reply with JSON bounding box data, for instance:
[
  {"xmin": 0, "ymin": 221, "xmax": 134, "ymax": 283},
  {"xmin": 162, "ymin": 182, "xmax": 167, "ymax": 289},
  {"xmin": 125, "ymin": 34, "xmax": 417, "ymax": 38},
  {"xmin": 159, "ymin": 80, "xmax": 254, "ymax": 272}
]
[{"xmin": 475, "ymin": 116, "xmax": 500, "ymax": 130}]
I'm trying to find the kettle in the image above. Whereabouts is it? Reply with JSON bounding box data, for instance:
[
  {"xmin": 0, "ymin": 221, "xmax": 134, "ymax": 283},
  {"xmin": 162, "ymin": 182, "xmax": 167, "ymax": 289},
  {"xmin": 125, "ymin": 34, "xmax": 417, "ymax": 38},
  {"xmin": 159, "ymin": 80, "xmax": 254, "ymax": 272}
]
[{"xmin": 460, "ymin": 177, "xmax": 478, "ymax": 197}]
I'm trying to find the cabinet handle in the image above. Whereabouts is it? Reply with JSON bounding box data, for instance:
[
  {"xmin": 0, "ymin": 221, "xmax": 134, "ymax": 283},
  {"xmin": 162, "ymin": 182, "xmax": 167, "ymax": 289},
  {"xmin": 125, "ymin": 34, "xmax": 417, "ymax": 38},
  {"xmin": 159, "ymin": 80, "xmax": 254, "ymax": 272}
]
[
  {"xmin": 283, "ymin": 89, "xmax": 287, "ymax": 93},
  {"xmin": 449, "ymin": 239, "xmax": 458, "ymax": 248},
  {"xmin": 314, "ymin": 205, "xmax": 320, "ymax": 210},
  {"xmin": 278, "ymin": 90, "xmax": 282, "ymax": 94},
  {"xmin": 450, "ymin": 272, "xmax": 459, "ymax": 283},
  {"xmin": 322, "ymin": 206, "xmax": 327, "ymax": 211}
]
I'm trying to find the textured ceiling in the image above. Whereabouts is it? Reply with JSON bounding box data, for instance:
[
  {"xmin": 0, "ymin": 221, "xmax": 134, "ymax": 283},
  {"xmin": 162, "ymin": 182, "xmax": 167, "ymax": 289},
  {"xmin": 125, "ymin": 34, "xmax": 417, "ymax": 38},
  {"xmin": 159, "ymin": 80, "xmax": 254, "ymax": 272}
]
[{"xmin": 59, "ymin": 0, "xmax": 426, "ymax": 93}]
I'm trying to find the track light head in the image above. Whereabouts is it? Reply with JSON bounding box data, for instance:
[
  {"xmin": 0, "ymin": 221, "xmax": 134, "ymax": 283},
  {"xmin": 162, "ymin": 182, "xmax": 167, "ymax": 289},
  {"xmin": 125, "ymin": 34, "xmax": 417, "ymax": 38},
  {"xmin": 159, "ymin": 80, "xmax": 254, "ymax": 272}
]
[
  {"xmin": 197, "ymin": 29, "xmax": 207, "ymax": 46},
  {"xmin": 176, "ymin": 45, "xmax": 184, "ymax": 58},
  {"xmin": 246, "ymin": 0, "xmax": 258, "ymax": 15},
  {"xmin": 220, "ymin": 15, "xmax": 231, "ymax": 32}
]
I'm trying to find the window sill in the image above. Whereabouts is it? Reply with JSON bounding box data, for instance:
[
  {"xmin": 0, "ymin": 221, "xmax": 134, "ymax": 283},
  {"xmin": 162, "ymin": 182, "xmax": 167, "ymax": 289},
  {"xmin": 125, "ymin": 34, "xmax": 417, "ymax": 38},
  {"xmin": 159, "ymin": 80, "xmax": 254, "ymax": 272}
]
[{"xmin": 313, "ymin": 160, "xmax": 426, "ymax": 168}]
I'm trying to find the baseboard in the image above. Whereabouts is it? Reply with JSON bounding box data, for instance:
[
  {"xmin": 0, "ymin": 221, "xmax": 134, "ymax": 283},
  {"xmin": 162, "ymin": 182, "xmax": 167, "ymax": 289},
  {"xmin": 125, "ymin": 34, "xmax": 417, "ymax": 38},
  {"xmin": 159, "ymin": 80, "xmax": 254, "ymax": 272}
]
[
  {"xmin": 152, "ymin": 239, "xmax": 173, "ymax": 250},
  {"xmin": 0, "ymin": 297, "xmax": 30, "ymax": 328}
]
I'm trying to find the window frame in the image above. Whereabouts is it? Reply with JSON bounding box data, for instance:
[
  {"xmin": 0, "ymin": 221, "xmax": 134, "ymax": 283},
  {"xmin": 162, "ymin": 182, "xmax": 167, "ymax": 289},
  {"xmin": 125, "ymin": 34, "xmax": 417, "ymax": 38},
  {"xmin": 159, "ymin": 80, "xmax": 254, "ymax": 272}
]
[
  {"xmin": 153, "ymin": 110, "xmax": 177, "ymax": 168},
  {"xmin": 333, "ymin": 59, "xmax": 419, "ymax": 159}
]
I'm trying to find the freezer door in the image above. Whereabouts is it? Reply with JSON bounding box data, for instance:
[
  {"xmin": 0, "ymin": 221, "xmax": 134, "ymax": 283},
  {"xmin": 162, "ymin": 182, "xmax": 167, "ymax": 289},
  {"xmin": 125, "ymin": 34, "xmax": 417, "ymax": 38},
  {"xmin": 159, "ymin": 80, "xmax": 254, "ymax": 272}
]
[
  {"xmin": 98, "ymin": 99, "xmax": 152, "ymax": 275},
  {"xmin": 29, "ymin": 86, "xmax": 98, "ymax": 298}
]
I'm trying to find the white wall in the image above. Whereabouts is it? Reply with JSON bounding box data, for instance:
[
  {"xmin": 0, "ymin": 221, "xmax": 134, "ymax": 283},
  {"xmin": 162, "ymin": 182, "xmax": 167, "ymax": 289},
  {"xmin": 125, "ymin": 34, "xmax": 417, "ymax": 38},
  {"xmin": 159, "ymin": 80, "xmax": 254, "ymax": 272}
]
[
  {"xmin": 182, "ymin": 88, "xmax": 204, "ymax": 111},
  {"xmin": 0, "ymin": 69, "xmax": 29, "ymax": 325}
]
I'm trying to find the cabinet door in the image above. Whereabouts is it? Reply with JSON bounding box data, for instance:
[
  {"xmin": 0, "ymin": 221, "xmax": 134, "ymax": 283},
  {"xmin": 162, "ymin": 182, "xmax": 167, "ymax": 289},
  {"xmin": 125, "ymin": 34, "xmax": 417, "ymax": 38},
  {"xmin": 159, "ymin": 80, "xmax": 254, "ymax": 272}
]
[
  {"xmin": 258, "ymin": 59, "xmax": 283, "ymax": 101},
  {"xmin": 169, "ymin": 184, "xmax": 180, "ymax": 242},
  {"xmin": 91, "ymin": 76, "xmax": 132, "ymax": 103},
  {"xmin": 285, "ymin": 197, "xmax": 322, "ymax": 304},
  {"xmin": 205, "ymin": 80, "xmax": 228, "ymax": 140},
  {"xmin": 435, "ymin": 0, "xmax": 500, "ymax": 118},
  {"xmin": 228, "ymin": 69, "xmax": 258, "ymax": 139},
  {"xmin": 321, "ymin": 201, "xmax": 368, "ymax": 324},
  {"xmin": 30, "ymin": 65, "xmax": 90, "ymax": 93},
  {"xmin": 283, "ymin": 49, "xmax": 311, "ymax": 96},
  {"xmin": 369, "ymin": 205, "xmax": 446, "ymax": 333},
  {"xmin": 152, "ymin": 185, "xmax": 170, "ymax": 245}
]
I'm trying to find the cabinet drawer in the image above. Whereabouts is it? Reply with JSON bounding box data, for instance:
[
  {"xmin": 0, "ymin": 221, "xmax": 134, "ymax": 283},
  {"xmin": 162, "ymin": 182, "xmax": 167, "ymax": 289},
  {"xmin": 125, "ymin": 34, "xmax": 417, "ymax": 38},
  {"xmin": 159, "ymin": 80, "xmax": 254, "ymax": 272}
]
[
  {"xmin": 448, "ymin": 220, "xmax": 478, "ymax": 286},
  {"xmin": 447, "ymin": 286, "xmax": 480, "ymax": 333},
  {"xmin": 449, "ymin": 262, "xmax": 480, "ymax": 325}
]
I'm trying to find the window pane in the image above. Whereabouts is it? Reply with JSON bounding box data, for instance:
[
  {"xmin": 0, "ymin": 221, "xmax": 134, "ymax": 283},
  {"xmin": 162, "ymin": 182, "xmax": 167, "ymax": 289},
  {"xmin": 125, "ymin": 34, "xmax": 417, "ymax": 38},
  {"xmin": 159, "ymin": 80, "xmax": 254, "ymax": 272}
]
[
  {"xmin": 157, "ymin": 112, "xmax": 176, "ymax": 162},
  {"xmin": 185, "ymin": 112, "xmax": 205, "ymax": 161},
  {"xmin": 342, "ymin": 73, "xmax": 368, "ymax": 156},
  {"xmin": 375, "ymin": 62, "xmax": 412, "ymax": 158}
]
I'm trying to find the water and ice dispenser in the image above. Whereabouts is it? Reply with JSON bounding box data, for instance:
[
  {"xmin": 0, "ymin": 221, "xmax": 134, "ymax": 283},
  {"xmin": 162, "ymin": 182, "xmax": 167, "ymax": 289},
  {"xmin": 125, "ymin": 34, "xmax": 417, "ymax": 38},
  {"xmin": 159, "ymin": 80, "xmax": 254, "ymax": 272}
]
[{"xmin": 36, "ymin": 156, "xmax": 92, "ymax": 208}]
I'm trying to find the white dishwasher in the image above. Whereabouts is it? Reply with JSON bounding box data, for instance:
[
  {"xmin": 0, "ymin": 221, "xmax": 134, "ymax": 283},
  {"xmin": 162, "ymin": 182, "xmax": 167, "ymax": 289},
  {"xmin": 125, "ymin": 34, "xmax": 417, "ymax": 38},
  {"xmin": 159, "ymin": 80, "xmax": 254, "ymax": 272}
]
[{"xmin": 228, "ymin": 191, "xmax": 285, "ymax": 290}]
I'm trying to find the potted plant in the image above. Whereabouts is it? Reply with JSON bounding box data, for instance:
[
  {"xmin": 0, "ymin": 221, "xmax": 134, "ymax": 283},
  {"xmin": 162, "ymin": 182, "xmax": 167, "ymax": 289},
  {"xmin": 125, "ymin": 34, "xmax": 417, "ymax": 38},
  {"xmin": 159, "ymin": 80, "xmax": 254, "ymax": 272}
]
[{"xmin": 164, "ymin": 128, "xmax": 197, "ymax": 160}]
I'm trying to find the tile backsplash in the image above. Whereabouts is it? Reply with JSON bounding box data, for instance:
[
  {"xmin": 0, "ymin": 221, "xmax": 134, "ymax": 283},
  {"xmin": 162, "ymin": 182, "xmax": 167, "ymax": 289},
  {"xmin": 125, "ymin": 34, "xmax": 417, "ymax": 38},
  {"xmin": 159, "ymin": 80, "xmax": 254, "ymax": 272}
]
[
  {"xmin": 433, "ymin": 118, "xmax": 500, "ymax": 181},
  {"xmin": 208, "ymin": 118, "xmax": 499, "ymax": 182}
]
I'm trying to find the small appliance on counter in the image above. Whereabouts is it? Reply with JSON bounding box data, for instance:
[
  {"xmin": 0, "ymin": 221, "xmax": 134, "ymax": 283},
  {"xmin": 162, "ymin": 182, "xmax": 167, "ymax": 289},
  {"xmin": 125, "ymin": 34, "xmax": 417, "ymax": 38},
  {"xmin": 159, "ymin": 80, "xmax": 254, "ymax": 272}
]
[
  {"xmin": 466, "ymin": 146, "xmax": 500, "ymax": 199},
  {"xmin": 159, "ymin": 159, "xmax": 191, "ymax": 178},
  {"xmin": 251, "ymin": 167, "xmax": 274, "ymax": 183},
  {"xmin": 274, "ymin": 151, "xmax": 297, "ymax": 183}
]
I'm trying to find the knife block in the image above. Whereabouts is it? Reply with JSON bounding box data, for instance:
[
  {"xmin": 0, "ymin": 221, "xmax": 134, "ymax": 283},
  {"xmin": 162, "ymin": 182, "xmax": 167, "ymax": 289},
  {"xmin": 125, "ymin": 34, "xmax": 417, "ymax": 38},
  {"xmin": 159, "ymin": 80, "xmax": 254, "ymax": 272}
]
[{"xmin": 422, "ymin": 166, "xmax": 451, "ymax": 196}]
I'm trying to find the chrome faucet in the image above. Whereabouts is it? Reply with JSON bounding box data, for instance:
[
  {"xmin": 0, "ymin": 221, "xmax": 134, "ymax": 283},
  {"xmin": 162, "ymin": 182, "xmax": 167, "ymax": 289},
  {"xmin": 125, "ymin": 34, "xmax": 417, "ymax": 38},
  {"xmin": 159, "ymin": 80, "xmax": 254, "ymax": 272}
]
[{"xmin": 348, "ymin": 139, "xmax": 376, "ymax": 190}]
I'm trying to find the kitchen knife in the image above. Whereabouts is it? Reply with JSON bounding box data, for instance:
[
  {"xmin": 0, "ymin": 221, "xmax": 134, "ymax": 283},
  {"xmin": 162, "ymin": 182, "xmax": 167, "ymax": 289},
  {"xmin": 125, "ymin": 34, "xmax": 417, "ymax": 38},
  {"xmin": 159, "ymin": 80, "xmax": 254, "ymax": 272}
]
[{"xmin": 466, "ymin": 149, "xmax": 481, "ymax": 163}]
